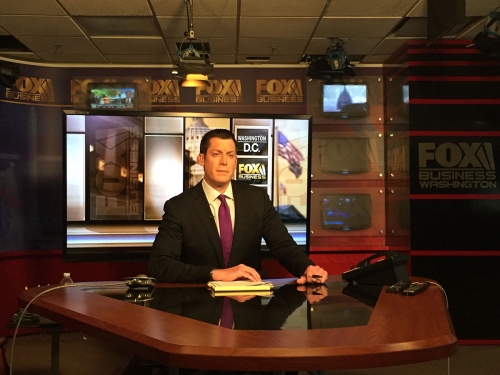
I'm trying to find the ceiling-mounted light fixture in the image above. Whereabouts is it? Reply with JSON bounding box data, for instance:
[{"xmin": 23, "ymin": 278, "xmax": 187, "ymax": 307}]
[{"xmin": 173, "ymin": 0, "xmax": 214, "ymax": 85}]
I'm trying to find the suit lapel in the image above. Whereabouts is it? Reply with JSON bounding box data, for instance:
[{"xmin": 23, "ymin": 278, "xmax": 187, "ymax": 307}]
[{"xmin": 189, "ymin": 182, "xmax": 224, "ymax": 267}]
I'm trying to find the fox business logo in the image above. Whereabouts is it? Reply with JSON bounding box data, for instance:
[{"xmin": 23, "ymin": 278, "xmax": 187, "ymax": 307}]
[
  {"xmin": 195, "ymin": 80, "xmax": 242, "ymax": 103},
  {"xmin": 387, "ymin": 142, "xmax": 410, "ymax": 174},
  {"xmin": 238, "ymin": 163, "xmax": 267, "ymax": 180},
  {"xmin": 151, "ymin": 79, "xmax": 180, "ymax": 103},
  {"xmin": 6, "ymin": 76, "xmax": 55, "ymax": 103},
  {"xmin": 94, "ymin": 126, "xmax": 141, "ymax": 217},
  {"xmin": 256, "ymin": 79, "xmax": 303, "ymax": 103},
  {"xmin": 419, "ymin": 142, "xmax": 497, "ymax": 189}
]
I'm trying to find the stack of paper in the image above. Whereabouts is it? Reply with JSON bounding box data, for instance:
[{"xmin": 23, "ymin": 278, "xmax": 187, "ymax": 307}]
[{"xmin": 207, "ymin": 280, "xmax": 274, "ymax": 293}]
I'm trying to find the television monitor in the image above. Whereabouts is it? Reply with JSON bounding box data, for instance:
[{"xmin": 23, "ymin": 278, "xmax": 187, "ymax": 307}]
[
  {"xmin": 322, "ymin": 84, "xmax": 369, "ymax": 118},
  {"xmin": 87, "ymin": 82, "xmax": 138, "ymax": 110},
  {"xmin": 63, "ymin": 111, "xmax": 312, "ymax": 261},
  {"xmin": 320, "ymin": 138, "xmax": 371, "ymax": 174},
  {"xmin": 321, "ymin": 194, "xmax": 371, "ymax": 230}
]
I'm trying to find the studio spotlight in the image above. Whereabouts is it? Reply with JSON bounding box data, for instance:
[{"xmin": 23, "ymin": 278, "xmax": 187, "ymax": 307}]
[
  {"xmin": 470, "ymin": 10, "xmax": 500, "ymax": 57},
  {"xmin": 174, "ymin": 0, "xmax": 214, "ymax": 86},
  {"xmin": 306, "ymin": 38, "xmax": 355, "ymax": 80}
]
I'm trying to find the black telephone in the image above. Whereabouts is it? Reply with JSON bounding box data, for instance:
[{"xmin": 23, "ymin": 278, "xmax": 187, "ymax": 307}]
[{"xmin": 341, "ymin": 251, "xmax": 409, "ymax": 285}]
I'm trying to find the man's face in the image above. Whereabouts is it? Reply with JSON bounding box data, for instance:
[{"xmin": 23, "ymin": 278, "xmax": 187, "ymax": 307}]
[
  {"xmin": 197, "ymin": 137, "xmax": 237, "ymax": 192},
  {"xmin": 126, "ymin": 91, "xmax": 132, "ymax": 98}
]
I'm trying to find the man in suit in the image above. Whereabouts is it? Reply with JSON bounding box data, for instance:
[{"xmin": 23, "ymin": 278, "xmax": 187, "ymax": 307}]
[
  {"xmin": 148, "ymin": 128, "xmax": 327, "ymax": 284},
  {"xmin": 121, "ymin": 90, "xmax": 134, "ymax": 106}
]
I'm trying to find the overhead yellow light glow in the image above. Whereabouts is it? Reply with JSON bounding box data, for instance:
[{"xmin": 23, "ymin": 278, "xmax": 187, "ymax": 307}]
[{"xmin": 185, "ymin": 73, "xmax": 208, "ymax": 80}]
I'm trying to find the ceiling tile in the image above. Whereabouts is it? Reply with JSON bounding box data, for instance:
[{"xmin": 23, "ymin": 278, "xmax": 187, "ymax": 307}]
[
  {"xmin": 238, "ymin": 54, "xmax": 303, "ymax": 64},
  {"xmin": 370, "ymin": 38, "xmax": 410, "ymax": 55},
  {"xmin": 306, "ymin": 37, "xmax": 384, "ymax": 55},
  {"xmin": 150, "ymin": 0, "xmax": 237, "ymax": 17},
  {"xmin": 75, "ymin": 16, "xmax": 161, "ymax": 37},
  {"xmin": 465, "ymin": 0, "xmax": 500, "ymax": 16},
  {"xmin": 240, "ymin": 18, "xmax": 317, "ymax": 38},
  {"xmin": 37, "ymin": 53, "xmax": 108, "ymax": 63},
  {"xmin": 239, "ymin": 38, "xmax": 309, "ymax": 55},
  {"xmin": 343, "ymin": 38, "xmax": 386, "ymax": 55},
  {"xmin": 157, "ymin": 17, "xmax": 236, "ymax": 39},
  {"xmin": 15, "ymin": 36, "xmax": 100, "ymax": 54},
  {"xmin": 1, "ymin": 0, "xmax": 66, "ymax": 16},
  {"xmin": 209, "ymin": 54, "xmax": 236, "ymax": 64},
  {"xmin": 0, "ymin": 16, "xmax": 85, "ymax": 37},
  {"xmin": 410, "ymin": 0, "xmax": 500, "ymax": 17},
  {"xmin": 165, "ymin": 37, "xmax": 234, "ymax": 57},
  {"xmin": 106, "ymin": 54, "xmax": 172, "ymax": 64},
  {"xmin": 0, "ymin": 0, "xmax": 488, "ymax": 68},
  {"xmin": 394, "ymin": 18, "xmax": 427, "ymax": 37},
  {"xmin": 91, "ymin": 37, "xmax": 168, "ymax": 55},
  {"xmin": 316, "ymin": 17, "xmax": 401, "ymax": 38},
  {"xmin": 0, "ymin": 51, "xmax": 44, "ymax": 62},
  {"xmin": 59, "ymin": 0, "xmax": 152, "ymax": 16},
  {"xmin": 325, "ymin": 0, "xmax": 418, "ymax": 17},
  {"xmin": 362, "ymin": 54, "xmax": 393, "ymax": 63},
  {"xmin": 149, "ymin": 0, "xmax": 186, "ymax": 17},
  {"xmin": 199, "ymin": 38, "xmax": 235, "ymax": 55},
  {"xmin": 394, "ymin": 17, "xmax": 476, "ymax": 38},
  {"xmin": 241, "ymin": 0, "xmax": 327, "ymax": 17}
]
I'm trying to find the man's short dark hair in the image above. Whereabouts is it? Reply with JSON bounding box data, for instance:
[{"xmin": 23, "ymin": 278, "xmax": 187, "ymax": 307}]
[{"xmin": 199, "ymin": 128, "xmax": 237, "ymax": 154}]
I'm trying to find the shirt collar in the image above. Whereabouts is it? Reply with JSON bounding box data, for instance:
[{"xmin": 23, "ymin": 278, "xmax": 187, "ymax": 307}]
[{"xmin": 201, "ymin": 179, "xmax": 234, "ymax": 203}]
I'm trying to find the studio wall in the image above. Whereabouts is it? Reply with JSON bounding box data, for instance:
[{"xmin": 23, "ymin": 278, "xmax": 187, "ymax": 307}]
[{"xmin": 408, "ymin": 39, "xmax": 500, "ymax": 342}]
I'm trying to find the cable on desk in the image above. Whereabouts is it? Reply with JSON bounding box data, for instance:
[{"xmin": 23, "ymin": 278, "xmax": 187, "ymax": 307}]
[
  {"xmin": 426, "ymin": 280, "xmax": 449, "ymax": 309},
  {"xmin": 8, "ymin": 282, "xmax": 127, "ymax": 375}
]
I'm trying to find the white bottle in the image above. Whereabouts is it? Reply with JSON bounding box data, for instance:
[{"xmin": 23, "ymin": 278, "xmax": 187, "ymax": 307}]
[{"xmin": 60, "ymin": 272, "xmax": 74, "ymax": 285}]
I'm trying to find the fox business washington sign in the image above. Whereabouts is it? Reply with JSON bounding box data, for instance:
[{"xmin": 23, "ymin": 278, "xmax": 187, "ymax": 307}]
[
  {"xmin": 5, "ymin": 76, "xmax": 55, "ymax": 103},
  {"xmin": 417, "ymin": 141, "xmax": 497, "ymax": 192}
]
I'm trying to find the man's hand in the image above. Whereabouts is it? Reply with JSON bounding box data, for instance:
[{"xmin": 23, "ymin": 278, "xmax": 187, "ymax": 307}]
[
  {"xmin": 296, "ymin": 284, "xmax": 328, "ymax": 304},
  {"xmin": 211, "ymin": 264, "xmax": 262, "ymax": 282},
  {"xmin": 296, "ymin": 265, "xmax": 328, "ymax": 285}
]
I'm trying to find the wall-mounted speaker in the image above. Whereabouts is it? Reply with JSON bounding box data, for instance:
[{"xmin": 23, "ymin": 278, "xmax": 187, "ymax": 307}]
[{"xmin": 0, "ymin": 61, "xmax": 21, "ymax": 88}]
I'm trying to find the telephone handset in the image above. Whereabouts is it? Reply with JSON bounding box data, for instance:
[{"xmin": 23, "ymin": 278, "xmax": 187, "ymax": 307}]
[{"xmin": 342, "ymin": 251, "xmax": 409, "ymax": 285}]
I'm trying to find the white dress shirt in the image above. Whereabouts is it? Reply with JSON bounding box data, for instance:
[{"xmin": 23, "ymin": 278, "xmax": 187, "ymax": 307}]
[{"xmin": 201, "ymin": 179, "xmax": 235, "ymax": 234}]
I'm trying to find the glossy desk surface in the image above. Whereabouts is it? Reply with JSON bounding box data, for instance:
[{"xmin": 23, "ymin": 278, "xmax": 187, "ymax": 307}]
[{"xmin": 18, "ymin": 276, "xmax": 456, "ymax": 372}]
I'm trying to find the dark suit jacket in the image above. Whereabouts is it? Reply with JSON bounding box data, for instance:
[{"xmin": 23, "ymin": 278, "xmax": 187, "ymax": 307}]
[{"xmin": 148, "ymin": 180, "xmax": 314, "ymax": 282}]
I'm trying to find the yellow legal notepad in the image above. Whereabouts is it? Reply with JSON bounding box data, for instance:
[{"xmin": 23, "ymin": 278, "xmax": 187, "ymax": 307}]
[{"xmin": 207, "ymin": 280, "xmax": 274, "ymax": 292}]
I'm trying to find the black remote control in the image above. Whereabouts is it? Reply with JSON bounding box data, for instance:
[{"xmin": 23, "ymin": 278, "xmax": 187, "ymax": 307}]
[
  {"xmin": 386, "ymin": 280, "xmax": 412, "ymax": 294},
  {"xmin": 401, "ymin": 281, "xmax": 430, "ymax": 296}
]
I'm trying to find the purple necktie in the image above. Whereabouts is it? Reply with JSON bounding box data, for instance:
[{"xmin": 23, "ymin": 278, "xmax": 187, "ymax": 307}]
[
  {"xmin": 218, "ymin": 194, "xmax": 233, "ymax": 266},
  {"xmin": 220, "ymin": 297, "xmax": 233, "ymax": 329}
]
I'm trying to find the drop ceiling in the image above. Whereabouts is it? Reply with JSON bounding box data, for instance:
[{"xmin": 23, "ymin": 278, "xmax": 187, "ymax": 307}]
[{"xmin": 0, "ymin": 0, "xmax": 496, "ymax": 67}]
